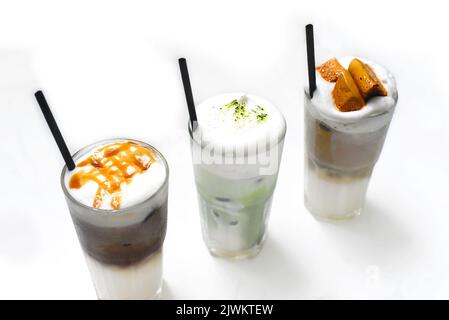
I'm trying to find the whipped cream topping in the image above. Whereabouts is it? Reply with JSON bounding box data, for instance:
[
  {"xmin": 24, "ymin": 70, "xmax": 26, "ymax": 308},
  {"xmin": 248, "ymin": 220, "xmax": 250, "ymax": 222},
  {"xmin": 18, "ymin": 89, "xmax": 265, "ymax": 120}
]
[
  {"xmin": 65, "ymin": 141, "xmax": 166, "ymax": 210},
  {"xmin": 309, "ymin": 56, "xmax": 398, "ymax": 132},
  {"xmin": 193, "ymin": 93, "xmax": 286, "ymax": 152}
]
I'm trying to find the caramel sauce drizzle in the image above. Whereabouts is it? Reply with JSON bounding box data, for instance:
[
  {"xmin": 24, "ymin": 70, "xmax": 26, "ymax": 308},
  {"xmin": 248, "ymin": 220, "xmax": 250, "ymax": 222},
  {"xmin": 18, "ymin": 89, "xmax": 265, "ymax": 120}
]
[{"xmin": 69, "ymin": 142, "xmax": 156, "ymax": 209}]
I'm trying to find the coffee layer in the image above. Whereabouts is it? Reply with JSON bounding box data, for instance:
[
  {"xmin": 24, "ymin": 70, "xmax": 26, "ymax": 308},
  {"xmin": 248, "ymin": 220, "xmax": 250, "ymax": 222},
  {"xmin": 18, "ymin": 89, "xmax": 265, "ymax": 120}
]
[
  {"xmin": 305, "ymin": 106, "xmax": 389, "ymax": 173},
  {"xmin": 71, "ymin": 201, "xmax": 167, "ymax": 266}
]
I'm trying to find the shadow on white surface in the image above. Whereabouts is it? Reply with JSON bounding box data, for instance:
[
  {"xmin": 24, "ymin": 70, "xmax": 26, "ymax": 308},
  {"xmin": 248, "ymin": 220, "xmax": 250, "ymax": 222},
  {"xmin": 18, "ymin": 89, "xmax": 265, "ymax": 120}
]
[
  {"xmin": 160, "ymin": 281, "xmax": 177, "ymax": 300},
  {"xmin": 317, "ymin": 200, "xmax": 414, "ymax": 265},
  {"xmin": 210, "ymin": 237, "xmax": 303, "ymax": 299}
]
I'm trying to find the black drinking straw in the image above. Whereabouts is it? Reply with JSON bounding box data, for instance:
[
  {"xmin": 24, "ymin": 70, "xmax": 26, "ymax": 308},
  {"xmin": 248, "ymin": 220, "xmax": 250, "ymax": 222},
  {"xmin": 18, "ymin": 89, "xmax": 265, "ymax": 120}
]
[
  {"xmin": 34, "ymin": 90, "xmax": 76, "ymax": 171},
  {"xmin": 305, "ymin": 24, "xmax": 317, "ymax": 98},
  {"xmin": 178, "ymin": 58, "xmax": 198, "ymax": 130}
]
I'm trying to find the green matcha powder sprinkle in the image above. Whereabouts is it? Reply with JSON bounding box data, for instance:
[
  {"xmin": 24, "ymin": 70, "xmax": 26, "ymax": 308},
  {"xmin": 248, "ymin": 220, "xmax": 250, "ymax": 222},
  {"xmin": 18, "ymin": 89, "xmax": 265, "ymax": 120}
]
[{"xmin": 221, "ymin": 97, "xmax": 268, "ymax": 124}]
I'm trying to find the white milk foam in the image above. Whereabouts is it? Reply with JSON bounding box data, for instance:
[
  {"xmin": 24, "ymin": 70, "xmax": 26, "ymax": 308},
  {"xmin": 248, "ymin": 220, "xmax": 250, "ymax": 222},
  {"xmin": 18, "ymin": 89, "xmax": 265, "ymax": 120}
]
[
  {"xmin": 65, "ymin": 141, "xmax": 166, "ymax": 210},
  {"xmin": 193, "ymin": 93, "xmax": 286, "ymax": 153},
  {"xmin": 309, "ymin": 56, "xmax": 398, "ymax": 133}
]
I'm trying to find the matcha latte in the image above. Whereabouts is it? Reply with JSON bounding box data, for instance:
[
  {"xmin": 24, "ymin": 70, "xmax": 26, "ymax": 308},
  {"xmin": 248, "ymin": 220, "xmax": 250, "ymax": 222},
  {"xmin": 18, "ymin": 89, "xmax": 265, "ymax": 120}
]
[{"xmin": 189, "ymin": 93, "xmax": 286, "ymax": 259}]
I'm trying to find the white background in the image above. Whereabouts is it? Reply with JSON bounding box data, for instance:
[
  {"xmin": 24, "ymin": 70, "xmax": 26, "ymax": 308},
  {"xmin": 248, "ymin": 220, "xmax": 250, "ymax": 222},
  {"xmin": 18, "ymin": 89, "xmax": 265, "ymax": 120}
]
[{"xmin": 1, "ymin": 0, "xmax": 448, "ymax": 299}]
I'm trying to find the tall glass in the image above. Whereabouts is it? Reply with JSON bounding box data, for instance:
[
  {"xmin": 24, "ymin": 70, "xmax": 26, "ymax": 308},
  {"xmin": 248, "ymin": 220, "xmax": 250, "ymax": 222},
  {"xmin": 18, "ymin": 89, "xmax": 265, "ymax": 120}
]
[
  {"xmin": 61, "ymin": 138, "xmax": 168, "ymax": 300},
  {"xmin": 304, "ymin": 95, "xmax": 396, "ymax": 220},
  {"xmin": 189, "ymin": 119, "xmax": 286, "ymax": 259}
]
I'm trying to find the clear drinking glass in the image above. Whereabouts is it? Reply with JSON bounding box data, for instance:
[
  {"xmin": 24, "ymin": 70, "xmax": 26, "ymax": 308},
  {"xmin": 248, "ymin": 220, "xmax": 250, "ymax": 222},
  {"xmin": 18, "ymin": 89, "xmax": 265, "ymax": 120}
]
[
  {"xmin": 61, "ymin": 138, "xmax": 168, "ymax": 300},
  {"xmin": 189, "ymin": 121, "xmax": 286, "ymax": 259},
  {"xmin": 304, "ymin": 95, "xmax": 396, "ymax": 220}
]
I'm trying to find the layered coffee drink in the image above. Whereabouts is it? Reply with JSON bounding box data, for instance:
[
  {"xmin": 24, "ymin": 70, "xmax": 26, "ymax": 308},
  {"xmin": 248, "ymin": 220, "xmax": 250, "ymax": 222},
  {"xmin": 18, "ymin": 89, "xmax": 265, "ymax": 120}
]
[
  {"xmin": 61, "ymin": 139, "xmax": 168, "ymax": 299},
  {"xmin": 190, "ymin": 93, "xmax": 286, "ymax": 259},
  {"xmin": 305, "ymin": 57, "xmax": 398, "ymax": 220}
]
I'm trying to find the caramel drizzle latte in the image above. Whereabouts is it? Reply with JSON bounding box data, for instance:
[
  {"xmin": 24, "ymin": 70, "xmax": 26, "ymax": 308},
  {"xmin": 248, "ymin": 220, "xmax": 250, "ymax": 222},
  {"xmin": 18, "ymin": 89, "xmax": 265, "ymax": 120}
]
[{"xmin": 69, "ymin": 142, "xmax": 156, "ymax": 209}]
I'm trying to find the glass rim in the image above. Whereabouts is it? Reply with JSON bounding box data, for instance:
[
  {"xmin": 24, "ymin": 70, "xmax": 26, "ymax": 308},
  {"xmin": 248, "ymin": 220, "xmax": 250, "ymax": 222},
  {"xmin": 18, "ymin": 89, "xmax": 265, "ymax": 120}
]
[
  {"xmin": 60, "ymin": 137, "xmax": 169, "ymax": 215},
  {"xmin": 303, "ymin": 90, "xmax": 396, "ymax": 121},
  {"xmin": 187, "ymin": 120, "xmax": 287, "ymax": 148}
]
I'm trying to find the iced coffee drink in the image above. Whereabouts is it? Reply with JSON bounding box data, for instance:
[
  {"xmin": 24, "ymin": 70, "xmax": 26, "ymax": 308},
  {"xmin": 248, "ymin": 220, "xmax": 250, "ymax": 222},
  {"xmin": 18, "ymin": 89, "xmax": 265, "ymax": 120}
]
[
  {"xmin": 305, "ymin": 57, "xmax": 398, "ymax": 220},
  {"xmin": 61, "ymin": 139, "xmax": 168, "ymax": 299},
  {"xmin": 190, "ymin": 93, "xmax": 286, "ymax": 259}
]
